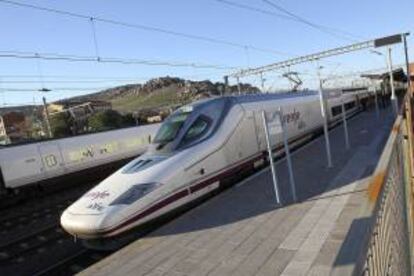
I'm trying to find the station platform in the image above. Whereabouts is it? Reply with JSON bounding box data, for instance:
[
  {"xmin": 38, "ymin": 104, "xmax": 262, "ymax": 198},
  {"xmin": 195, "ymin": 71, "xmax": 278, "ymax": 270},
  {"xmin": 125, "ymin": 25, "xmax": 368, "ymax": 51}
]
[{"xmin": 80, "ymin": 107, "xmax": 394, "ymax": 276}]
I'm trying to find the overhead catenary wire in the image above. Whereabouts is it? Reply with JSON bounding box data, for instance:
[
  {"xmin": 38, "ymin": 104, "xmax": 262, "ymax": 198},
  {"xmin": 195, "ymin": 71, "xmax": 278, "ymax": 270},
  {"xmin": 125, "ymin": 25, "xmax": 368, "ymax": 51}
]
[
  {"xmin": 0, "ymin": 101, "xmax": 41, "ymax": 106},
  {"xmin": 0, "ymin": 75, "xmax": 148, "ymax": 80},
  {"xmin": 261, "ymin": 0, "xmax": 364, "ymax": 42},
  {"xmin": 34, "ymin": 53, "xmax": 46, "ymax": 89},
  {"xmin": 214, "ymin": 0, "xmax": 294, "ymax": 21},
  {"xmin": 0, "ymin": 71, "xmax": 228, "ymax": 80},
  {"xmin": 215, "ymin": 0, "xmax": 363, "ymax": 43},
  {"xmin": 89, "ymin": 17, "xmax": 100, "ymax": 60},
  {"xmin": 0, "ymin": 0, "xmax": 291, "ymax": 57},
  {"xmin": 1, "ymin": 87, "xmax": 114, "ymax": 92},
  {"xmin": 0, "ymin": 50, "xmax": 240, "ymax": 70}
]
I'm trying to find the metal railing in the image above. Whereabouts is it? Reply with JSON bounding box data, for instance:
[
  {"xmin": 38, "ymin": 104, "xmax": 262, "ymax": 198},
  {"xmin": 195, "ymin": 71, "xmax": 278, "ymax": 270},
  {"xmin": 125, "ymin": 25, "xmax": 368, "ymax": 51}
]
[{"xmin": 357, "ymin": 95, "xmax": 414, "ymax": 275}]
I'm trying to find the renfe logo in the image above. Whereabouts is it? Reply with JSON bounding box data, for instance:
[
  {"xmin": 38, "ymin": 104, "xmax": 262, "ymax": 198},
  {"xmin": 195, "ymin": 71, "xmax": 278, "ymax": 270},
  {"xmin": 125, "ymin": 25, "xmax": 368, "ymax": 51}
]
[
  {"xmin": 85, "ymin": 190, "xmax": 110, "ymax": 200},
  {"xmin": 282, "ymin": 109, "xmax": 300, "ymax": 125}
]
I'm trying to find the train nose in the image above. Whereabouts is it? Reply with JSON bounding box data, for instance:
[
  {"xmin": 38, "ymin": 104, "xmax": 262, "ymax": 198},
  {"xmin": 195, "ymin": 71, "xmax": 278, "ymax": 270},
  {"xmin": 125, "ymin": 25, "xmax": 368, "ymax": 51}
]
[
  {"xmin": 60, "ymin": 210, "xmax": 103, "ymax": 239},
  {"xmin": 60, "ymin": 208, "xmax": 122, "ymax": 239}
]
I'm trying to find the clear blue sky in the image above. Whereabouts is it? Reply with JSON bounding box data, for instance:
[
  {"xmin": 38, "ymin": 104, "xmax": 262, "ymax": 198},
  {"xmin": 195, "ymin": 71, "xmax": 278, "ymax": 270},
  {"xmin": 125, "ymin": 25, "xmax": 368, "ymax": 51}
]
[{"xmin": 0, "ymin": 0, "xmax": 413, "ymax": 105}]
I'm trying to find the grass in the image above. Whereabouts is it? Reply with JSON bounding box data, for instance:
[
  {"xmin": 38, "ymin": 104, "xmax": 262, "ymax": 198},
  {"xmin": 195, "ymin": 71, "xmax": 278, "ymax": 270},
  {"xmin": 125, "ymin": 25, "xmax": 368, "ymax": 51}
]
[{"xmin": 111, "ymin": 85, "xmax": 183, "ymax": 113}]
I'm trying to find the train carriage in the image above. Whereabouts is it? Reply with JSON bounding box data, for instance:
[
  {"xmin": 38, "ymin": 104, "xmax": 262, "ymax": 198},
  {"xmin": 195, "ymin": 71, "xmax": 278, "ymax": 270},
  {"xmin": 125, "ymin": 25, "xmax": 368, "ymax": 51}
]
[{"xmin": 0, "ymin": 124, "xmax": 159, "ymax": 191}]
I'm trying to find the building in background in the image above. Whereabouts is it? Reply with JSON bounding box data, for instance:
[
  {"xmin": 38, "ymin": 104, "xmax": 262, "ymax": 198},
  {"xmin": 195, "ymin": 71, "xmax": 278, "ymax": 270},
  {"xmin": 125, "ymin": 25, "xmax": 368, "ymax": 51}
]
[
  {"xmin": 46, "ymin": 100, "xmax": 112, "ymax": 133},
  {"xmin": 0, "ymin": 111, "xmax": 32, "ymax": 144},
  {"xmin": 0, "ymin": 116, "xmax": 10, "ymax": 145},
  {"xmin": 48, "ymin": 100, "xmax": 112, "ymax": 118}
]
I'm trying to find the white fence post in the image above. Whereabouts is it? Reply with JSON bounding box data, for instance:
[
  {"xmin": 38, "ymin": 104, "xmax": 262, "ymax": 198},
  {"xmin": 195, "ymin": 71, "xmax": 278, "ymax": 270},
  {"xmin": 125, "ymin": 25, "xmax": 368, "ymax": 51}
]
[
  {"xmin": 261, "ymin": 110, "xmax": 281, "ymax": 205},
  {"xmin": 340, "ymin": 91, "xmax": 350, "ymax": 150},
  {"xmin": 279, "ymin": 107, "xmax": 297, "ymax": 202},
  {"xmin": 318, "ymin": 79, "xmax": 333, "ymax": 168}
]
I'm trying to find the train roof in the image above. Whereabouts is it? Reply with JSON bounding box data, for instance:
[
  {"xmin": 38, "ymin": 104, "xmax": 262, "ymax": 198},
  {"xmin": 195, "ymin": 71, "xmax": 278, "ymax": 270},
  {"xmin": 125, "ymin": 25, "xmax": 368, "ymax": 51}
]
[
  {"xmin": 230, "ymin": 91, "xmax": 318, "ymax": 104},
  {"xmin": 187, "ymin": 91, "xmax": 319, "ymax": 111}
]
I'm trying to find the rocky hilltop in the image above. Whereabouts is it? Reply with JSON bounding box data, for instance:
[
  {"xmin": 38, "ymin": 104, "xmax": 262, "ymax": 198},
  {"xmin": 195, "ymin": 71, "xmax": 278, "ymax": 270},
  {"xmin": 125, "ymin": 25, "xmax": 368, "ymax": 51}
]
[{"xmin": 67, "ymin": 76, "xmax": 260, "ymax": 103}]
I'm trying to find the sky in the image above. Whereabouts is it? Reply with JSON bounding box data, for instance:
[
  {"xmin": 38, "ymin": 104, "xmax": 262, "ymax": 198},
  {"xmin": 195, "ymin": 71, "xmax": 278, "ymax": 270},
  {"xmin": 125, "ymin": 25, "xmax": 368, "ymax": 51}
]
[{"xmin": 0, "ymin": 0, "xmax": 413, "ymax": 106}]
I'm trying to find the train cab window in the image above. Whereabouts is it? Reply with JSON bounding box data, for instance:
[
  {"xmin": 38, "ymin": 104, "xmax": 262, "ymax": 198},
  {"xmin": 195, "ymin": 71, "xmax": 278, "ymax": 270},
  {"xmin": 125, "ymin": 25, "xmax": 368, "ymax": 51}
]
[
  {"xmin": 152, "ymin": 98, "xmax": 230, "ymax": 152},
  {"xmin": 153, "ymin": 112, "xmax": 190, "ymax": 144},
  {"xmin": 180, "ymin": 116, "xmax": 211, "ymax": 147}
]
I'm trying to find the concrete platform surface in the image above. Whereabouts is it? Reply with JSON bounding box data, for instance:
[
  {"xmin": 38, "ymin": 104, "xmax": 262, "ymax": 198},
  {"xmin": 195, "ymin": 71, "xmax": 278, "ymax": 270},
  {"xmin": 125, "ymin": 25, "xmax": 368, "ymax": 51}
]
[{"xmin": 79, "ymin": 108, "xmax": 394, "ymax": 276}]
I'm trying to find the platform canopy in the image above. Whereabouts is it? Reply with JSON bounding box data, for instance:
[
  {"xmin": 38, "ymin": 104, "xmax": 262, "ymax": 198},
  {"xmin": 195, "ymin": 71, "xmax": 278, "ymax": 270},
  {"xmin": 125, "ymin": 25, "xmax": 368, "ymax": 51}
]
[{"xmin": 361, "ymin": 68, "xmax": 407, "ymax": 82}]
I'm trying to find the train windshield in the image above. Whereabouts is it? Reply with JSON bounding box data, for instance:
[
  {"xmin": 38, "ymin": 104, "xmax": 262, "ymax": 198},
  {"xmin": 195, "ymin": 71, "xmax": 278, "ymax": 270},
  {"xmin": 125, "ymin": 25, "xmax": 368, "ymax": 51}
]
[
  {"xmin": 179, "ymin": 115, "xmax": 211, "ymax": 147},
  {"xmin": 153, "ymin": 98, "xmax": 231, "ymax": 151},
  {"xmin": 153, "ymin": 111, "xmax": 191, "ymax": 144}
]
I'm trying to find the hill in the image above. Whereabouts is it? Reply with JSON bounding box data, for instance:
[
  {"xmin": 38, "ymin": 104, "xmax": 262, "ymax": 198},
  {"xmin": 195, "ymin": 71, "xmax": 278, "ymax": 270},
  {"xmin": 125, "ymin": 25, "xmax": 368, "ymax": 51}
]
[
  {"xmin": 1, "ymin": 76, "xmax": 260, "ymax": 117},
  {"xmin": 63, "ymin": 76, "xmax": 260, "ymax": 113}
]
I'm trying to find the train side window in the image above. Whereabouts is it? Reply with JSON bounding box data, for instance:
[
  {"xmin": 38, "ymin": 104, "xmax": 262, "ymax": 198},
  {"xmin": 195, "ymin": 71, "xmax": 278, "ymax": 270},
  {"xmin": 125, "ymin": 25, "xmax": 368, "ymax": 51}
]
[
  {"xmin": 180, "ymin": 116, "xmax": 211, "ymax": 147},
  {"xmin": 331, "ymin": 106, "xmax": 342, "ymax": 116},
  {"xmin": 345, "ymin": 101, "xmax": 356, "ymax": 110}
]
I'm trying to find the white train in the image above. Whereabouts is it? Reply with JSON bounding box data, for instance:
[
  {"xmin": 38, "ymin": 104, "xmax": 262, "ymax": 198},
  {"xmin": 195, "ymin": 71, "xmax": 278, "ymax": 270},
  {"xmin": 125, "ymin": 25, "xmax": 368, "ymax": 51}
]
[
  {"xmin": 61, "ymin": 91, "xmax": 369, "ymax": 242},
  {"xmin": 0, "ymin": 124, "xmax": 159, "ymax": 192}
]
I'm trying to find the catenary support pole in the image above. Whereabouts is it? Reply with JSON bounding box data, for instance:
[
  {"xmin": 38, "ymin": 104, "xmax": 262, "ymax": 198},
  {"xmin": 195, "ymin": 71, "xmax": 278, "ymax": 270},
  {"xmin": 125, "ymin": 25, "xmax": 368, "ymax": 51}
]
[
  {"xmin": 42, "ymin": 96, "xmax": 53, "ymax": 138},
  {"xmin": 279, "ymin": 107, "xmax": 297, "ymax": 202},
  {"xmin": 387, "ymin": 47, "xmax": 398, "ymax": 115},
  {"xmin": 340, "ymin": 91, "xmax": 350, "ymax": 150},
  {"xmin": 402, "ymin": 33, "xmax": 411, "ymax": 94},
  {"xmin": 261, "ymin": 110, "xmax": 281, "ymax": 205},
  {"xmin": 223, "ymin": 76, "xmax": 228, "ymax": 96},
  {"xmin": 373, "ymin": 85, "xmax": 380, "ymax": 118},
  {"xmin": 317, "ymin": 72, "xmax": 333, "ymax": 168},
  {"xmin": 236, "ymin": 77, "xmax": 241, "ymax": 95},
  {"xmin": 260, "ymin": 73, "xmax": 265, "ymax": 93}
]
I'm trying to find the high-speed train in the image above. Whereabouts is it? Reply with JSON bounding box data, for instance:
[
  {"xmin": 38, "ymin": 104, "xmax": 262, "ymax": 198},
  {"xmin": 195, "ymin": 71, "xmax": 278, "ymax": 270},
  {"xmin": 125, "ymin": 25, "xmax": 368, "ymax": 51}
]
[
  {"xmin": 61, "ymin": 90, "xmax": 369, "ymax": 242},
  {"xmin": 0, "ymin": 124, "xmax": 158, "ymax": 193}
]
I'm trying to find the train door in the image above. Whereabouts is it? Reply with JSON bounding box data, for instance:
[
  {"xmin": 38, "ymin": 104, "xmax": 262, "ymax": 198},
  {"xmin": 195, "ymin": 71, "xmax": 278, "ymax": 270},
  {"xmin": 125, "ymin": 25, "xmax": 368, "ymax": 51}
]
[
  {"xmin": 253, "ymin": 110, "xmax": 266, "ymax": 152},
  {"xmin": 0, "ymin": 146, "xmax": 45, "ymax": 189},
  {"xmin": 38, "ymin": 143, "xmax": 66, "ymax": 177},
  {"xmin": 224, "ymin": 111, "xmax": 259, "ymax": 164},
  {"xmin": 253, "ymin": 108, "xmax": 283, "ymax": 151}
]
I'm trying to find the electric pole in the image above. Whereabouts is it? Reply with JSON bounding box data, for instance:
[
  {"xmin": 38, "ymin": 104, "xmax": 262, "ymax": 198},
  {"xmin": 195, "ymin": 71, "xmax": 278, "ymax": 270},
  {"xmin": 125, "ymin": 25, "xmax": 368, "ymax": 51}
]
[{"xmin": 42, "ymin": 96, "xmax": 53, "ymax": 138}]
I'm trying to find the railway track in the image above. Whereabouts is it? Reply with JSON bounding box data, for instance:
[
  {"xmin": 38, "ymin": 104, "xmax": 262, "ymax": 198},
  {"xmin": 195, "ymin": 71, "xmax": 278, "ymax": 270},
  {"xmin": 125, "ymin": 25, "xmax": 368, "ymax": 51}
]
[
  {"xmin": 33, "ymin": 249, "xmax": 109, "ymax": 276},
  {"xmin": 0, "ymin": 202, "xmax": 68, "ymax": 235},
  {"xmin": 0, "ymin": 224, "xmax": 63, "ymax": 263},
  {"xmin": 0, "ymin": 180, "xmax": 95, "ymax": 212},
  {"xmin": 0, "ymin": 157, "xmax": 141, "ymax": 275},
  {"xmin": 0, "ymin": 181, "xmax": 100, "ymax": 275}
]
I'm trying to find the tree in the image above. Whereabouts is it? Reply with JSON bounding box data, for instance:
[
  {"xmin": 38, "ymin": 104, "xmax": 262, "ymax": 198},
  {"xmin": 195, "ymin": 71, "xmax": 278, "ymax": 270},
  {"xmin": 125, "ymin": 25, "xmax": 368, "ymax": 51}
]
[
  {"xmin": 50, "ymin": 112, "xmax": 72, "ymax": 138},
  {"xmin": 121, "ymin": 113, "xmax": 136, "ymax": 126},
  {"xmin": 88, "ymin": 110, "xmax": 124, "ymax": 131}
]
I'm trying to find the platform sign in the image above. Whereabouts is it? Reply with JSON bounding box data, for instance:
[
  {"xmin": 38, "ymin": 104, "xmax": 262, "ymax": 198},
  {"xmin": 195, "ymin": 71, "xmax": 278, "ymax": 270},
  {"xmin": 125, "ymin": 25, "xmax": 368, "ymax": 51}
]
[{"xmin": 374, "ymin": 34, "xmax": 402, "ymax": 48}]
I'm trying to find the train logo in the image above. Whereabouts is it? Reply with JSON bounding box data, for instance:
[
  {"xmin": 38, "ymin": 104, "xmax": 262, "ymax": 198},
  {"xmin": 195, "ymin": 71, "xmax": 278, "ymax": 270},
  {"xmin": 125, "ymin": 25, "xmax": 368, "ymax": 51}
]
[
  {"xmin": 82, "ymin": 148, "xmax": 94, "ymax": 158},
  {"xmin": 84, "ymin": 190, "xmax": 110, "ymax": 200},
  {"xmin": 282, "ymin": 108, "xmax": 300, "ymax": 125},
  {"xmin": 86, "ymin": 202, "xmax": 104, "ymax": 211}
]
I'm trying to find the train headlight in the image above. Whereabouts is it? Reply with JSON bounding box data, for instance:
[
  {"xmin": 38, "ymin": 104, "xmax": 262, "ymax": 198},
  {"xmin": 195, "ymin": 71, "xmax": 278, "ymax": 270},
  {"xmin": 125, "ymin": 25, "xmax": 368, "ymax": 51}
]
[{"xmin": 110, "ymin": 183, "xmax": 163, "ymax": 205}]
